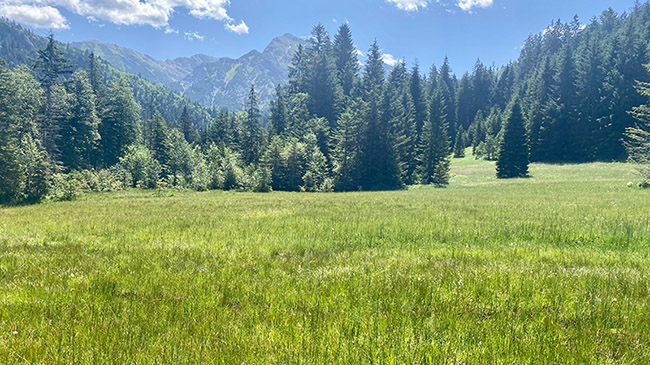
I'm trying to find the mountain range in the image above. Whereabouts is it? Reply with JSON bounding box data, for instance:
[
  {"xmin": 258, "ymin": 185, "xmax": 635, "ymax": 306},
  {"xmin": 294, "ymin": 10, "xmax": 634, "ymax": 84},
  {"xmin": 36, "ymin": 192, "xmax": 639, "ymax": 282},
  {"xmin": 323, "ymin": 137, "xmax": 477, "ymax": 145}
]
[{"xmin": 69, "ymin": 34, "xmax": 304, "ymax": 110}]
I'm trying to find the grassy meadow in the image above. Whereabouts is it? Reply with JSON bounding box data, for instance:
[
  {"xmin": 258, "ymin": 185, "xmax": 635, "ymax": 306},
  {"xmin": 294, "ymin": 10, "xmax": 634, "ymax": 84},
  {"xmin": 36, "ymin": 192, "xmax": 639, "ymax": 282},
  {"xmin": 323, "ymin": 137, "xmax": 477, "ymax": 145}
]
[{"xmin": 2, "ymin": 153, "xmax": 650, "ymax": 363}]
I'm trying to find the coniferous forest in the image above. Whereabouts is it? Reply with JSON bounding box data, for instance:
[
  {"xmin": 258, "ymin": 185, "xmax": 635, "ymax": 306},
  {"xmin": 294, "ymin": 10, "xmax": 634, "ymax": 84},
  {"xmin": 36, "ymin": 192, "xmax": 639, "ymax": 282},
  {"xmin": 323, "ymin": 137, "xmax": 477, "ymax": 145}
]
[{"xmin": 2, "ymin": 4, "xmax": 650, "ymax": 204}]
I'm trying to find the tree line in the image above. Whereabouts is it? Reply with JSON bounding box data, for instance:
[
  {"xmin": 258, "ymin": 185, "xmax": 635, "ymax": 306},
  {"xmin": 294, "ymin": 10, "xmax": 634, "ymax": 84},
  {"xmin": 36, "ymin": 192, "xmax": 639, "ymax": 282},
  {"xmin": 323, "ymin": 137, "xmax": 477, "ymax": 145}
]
[{"xmin": 2, "ymin": 3, "xmax": 650, "ymax": 203}]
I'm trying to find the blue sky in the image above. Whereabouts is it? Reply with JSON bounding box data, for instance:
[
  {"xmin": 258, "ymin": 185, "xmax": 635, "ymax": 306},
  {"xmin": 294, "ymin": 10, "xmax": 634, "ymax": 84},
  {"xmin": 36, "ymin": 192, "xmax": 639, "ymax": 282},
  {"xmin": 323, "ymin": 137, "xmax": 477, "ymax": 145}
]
[{"xmin": 0, "ymin": 0, "xmax": 639, "ymax": 74}]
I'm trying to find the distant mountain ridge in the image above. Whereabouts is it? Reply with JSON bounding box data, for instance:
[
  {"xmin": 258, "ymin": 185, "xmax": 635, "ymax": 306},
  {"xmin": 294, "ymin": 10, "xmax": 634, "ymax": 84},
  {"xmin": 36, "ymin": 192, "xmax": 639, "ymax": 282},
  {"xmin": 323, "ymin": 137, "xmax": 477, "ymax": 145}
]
[{"xmin": 69, "ymin": 34, "xmax": 304, "ymax": 110}]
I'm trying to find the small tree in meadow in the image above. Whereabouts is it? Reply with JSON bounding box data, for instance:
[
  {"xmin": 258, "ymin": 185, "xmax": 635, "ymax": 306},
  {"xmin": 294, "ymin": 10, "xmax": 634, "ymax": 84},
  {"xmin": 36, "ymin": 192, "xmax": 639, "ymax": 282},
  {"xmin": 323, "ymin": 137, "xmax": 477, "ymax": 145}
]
[{"xmin": 497, "ymin": 98, "xmax": 529, "ymax": 178}]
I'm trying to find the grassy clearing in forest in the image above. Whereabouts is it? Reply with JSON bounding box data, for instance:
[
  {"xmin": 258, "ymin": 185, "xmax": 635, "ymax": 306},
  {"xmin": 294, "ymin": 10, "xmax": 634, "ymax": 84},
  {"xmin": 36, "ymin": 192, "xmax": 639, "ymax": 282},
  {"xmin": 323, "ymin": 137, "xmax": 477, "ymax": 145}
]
[{"xmin": 1, "ymin": 154, "xmax": 650, "ymax": 363}]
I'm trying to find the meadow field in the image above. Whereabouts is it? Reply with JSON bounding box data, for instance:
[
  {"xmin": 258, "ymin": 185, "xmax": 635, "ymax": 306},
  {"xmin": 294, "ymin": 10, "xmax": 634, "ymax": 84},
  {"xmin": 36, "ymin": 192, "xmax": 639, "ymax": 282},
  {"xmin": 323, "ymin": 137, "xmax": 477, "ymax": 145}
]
[{"xmin": 1, "ymin": 154, "xmax": 650, "ymax": 363}]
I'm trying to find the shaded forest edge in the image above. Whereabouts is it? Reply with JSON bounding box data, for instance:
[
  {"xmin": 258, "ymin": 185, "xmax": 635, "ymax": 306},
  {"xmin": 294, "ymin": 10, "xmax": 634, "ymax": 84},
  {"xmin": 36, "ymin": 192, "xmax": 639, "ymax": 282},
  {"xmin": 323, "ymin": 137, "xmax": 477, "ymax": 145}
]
[{"xmin": 2, "ymin": 3, "xmax": 650, "ymax": 204}]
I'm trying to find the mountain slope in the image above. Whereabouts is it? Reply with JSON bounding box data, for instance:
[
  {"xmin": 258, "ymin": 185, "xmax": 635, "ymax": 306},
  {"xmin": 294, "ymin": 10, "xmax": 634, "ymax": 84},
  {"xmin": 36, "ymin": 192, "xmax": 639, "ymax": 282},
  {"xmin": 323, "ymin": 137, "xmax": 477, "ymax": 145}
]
[
  {"xmin": 0, "ymin": 19, "xmax": 213, "ymax": 127},
  {"xmin": 69, "ymin": 34, "xmax": 303, "ymax": 110},
  {"xmin": 178, "ymin": 34, "xmax": 303, "ymax": 110}
]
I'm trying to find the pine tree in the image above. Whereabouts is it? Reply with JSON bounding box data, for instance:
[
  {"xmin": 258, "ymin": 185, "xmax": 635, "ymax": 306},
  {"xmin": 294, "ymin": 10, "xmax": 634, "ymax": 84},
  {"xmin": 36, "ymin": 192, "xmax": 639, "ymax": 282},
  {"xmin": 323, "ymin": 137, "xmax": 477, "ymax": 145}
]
[
  {"xmin": 146, "ymin": 111, "xmax": 169, "ymax": 172},
  {"xmin": 438, "ymin": 57, "xmax": 458, "ymax": 142},
  {"xmin": 453, "ymin": 126, "xmax": 466, "ymax": 158},
  {"xmin": 101, "ymin": 78, "xmax": 141, "ymax": 166},
  {"xmin": 242, "ymin": 84, "xmax": 262, "ymax": 165},
  {"xmin": 386, "ymin": 61, "xmax": 417, "ymax": 184},
  {"xmin": 497, "ymin": 98, "xmax": 530, "ymax": 178},
  {"xmin": 33, "ymin": 33, "xmax": 72, "ymax": 161},
  {"xmin": 0, "ymin": 65, "xmax": 26, "ymax": 202},
  {"xmin": 333, "ymin": 24, "xmax": 359, "ymax": 97},
  {"xmin": 625, "ymin": 64, "xmax": 650, "ymax": 182},
  {"xmin": 333, "ymin": 107, "xmax": 361, "ymax": 191},
  {"xmin": 0, "ymin": 65, "xmax": 50, "ymax": 203},
  {"xmin": 410, "ymin": 62, "xmax": 428, "ymax": 135},
  {"xmin": 269, "ymin": 85, "xmax": 289, "ymax": 135},
  {"xmin": 180, "ymin": 106, "xmax": 199, "ymax": 144},
  {"xmin": 359, "ymin": 41, "xmax": 402, "ymax": 190},
  {"xmin": 61, "ymin": 70, "xmax": 101, "ymax": 170},
  {"xmin": 418, "ymin": 90, "xmax": 450, "ymax": 187},
  {"xmin": 305, "ymin": 24, "xmax": 341, "ymax": 125}
]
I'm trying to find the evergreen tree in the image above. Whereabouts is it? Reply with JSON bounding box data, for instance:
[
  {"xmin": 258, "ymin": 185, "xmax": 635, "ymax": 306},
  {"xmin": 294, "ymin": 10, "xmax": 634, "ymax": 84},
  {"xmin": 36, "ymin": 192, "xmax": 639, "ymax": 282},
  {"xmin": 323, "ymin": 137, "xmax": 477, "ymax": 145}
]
[
  {"xmin": 453, "ymin": 126, "xmax": 466, "ymax": 158},
  {"xmin": 241, "ymin": 84, "xmax": 262, "ymax": 165},
  {"xmin": 61, "ymin": 70, "xmax": 101, "ymax": 170},
  {"xmin": 359, "ymin": 41, "xmax": 402, "ymax": 190},
  {"xmin": 305, "ymin": 24, "xmax": 341, "ymax": 125},
  {"xmin": 269, "ymin": 85, "xmax": 289, "ymax": 135},
  {"xmin": 180, "ymin": 106, "xmax": 199, "ymax": 144},
  {"xmin": 497, "ymin": 98, "xmax": 530, "ymax": 178},
  {"xmin": 33, "ymin": 33, "xmax": 71, "ymax": 160},
  {"xmin": 0, "ymin": 65, "xmax": 50, "ymax": 203},
  {"xmin": 101, "ymin": 78, "xmax": 141, "ymax": 166},
  {"xmin": 333, "ymin": 107, "xmax": 362, "ymax": 191},
  {"xmin": 333, "ymin": 24, "xmax": 359, "ymax": 97},
  {"xmin": 410, "ymin": 62, "xmax": 428, "ymax": 134},
  {"xmin": 418, "ymin": 90, "xmax": 450, "ymax": 187}
]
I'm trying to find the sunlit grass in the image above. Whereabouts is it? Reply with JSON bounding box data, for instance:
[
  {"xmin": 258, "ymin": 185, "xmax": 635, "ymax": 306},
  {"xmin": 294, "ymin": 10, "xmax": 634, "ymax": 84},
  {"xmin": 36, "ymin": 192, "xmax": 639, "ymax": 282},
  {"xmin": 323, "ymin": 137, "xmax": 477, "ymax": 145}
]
[{"xmin": 1, "ymin": 156, "xmax": 649, "ymax": 363}]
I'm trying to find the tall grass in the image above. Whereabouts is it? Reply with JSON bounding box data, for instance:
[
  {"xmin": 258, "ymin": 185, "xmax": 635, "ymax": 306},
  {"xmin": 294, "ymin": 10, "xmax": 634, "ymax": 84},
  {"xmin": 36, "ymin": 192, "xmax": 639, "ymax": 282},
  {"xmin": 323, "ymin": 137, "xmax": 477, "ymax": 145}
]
[{"xmin": 1, "ymin": 158, "xmax": 649, "ymax": 363}]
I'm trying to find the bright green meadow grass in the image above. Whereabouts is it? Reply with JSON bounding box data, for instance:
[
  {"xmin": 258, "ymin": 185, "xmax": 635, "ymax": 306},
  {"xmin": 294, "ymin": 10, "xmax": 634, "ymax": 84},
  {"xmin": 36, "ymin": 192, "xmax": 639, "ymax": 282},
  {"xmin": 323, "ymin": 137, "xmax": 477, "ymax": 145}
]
[{"xmin": 1, "ymin": 153, "xmax": 650, "ymax": 363}]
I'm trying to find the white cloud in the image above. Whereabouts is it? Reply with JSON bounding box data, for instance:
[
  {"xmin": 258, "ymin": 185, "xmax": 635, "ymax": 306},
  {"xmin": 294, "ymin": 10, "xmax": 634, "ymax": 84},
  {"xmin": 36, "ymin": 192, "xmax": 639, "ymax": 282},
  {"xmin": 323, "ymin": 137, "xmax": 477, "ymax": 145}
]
[
  {"xmin": 0, "ymin": 4, "xmax": 68, "ymax": 29},
  {"xmin": 1, "ymin": 0, "xmax": 247, "ymax": 33},
  {"xmin": 184, "ymin": 31, "xmax": 204, "ymax": 40},
  {"xmin": 381, "ymin": 53, "xmax": 398, "ymax": 66},
  {"xmin": 164, "ymin": 26, "xmax": 178, "ymax": 34},
  {"xmin": 225, "ymin": 20, "xmax": 248, "ymax": 34},
  {"xmin": 457, "ymin": 0, "xmax": 493, "ymax": 11},
  {"xmin": 386, "ymin": 0, "xmax": 428, "ymax": 11}
]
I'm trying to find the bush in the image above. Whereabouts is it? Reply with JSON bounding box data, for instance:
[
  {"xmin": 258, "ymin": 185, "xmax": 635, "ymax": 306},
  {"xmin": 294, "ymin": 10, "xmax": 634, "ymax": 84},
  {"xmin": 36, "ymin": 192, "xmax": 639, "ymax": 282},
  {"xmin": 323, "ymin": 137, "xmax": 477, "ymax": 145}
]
[
  {"xmin": 50, "ymin": 173, "xmax": 82, "ymax": 201},
  {"xmin": 118, "ymin": 145, "xmax": 161, "ymax": 189}
]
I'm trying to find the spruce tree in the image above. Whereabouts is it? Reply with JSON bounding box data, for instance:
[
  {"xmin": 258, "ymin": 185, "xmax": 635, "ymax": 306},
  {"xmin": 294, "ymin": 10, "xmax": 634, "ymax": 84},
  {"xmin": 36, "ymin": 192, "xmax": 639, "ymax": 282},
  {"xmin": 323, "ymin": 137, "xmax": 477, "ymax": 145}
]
[
  {"xmin": 33, "ymin": 33, "xmax": 72, "ymax": 161},
  {"xmin": 180, "ymin": 106, "xmax": 199, "ymax": 144},
  {"xmin": 333, "ymin": 24, "xmax": 359, "ymax": 97},
  {"xmin": 61, "ymin": 70, "xmax": 101, "ymax": 170},
  {"xmin": 359, "ymin": 41, "xmax": 402, "ymax": 190},
  {"xmin": 305, "ymin": 24, "xmax": 340, "ymax": 125},
  {"xmin": 333, "ymin": 107, "xmax": 361, "ymax": 191},
  {"xmin": 453, "ymin": 126, "xmax": 466, "ymax": 158},
  {"xmin": 418, "ymin": 90, "xmax": 450, "ymax": 187},
  {"xmin": 410, "ymin": 62, "xmax": 428, "ymax": 135},
  {"xmin": 269, "ymin": 85, "xmax": 289, "ymax": 135},
  {"xmin": 497, "ymin": 98, "xmax": 530, "ymax": 178},
  {"xmin": 101, "ymin": 78, "xmax": 141, "ymax": 166},
  {"xmin": 242, "ymin": 84, "xmax": 262, "ymax": 165}
]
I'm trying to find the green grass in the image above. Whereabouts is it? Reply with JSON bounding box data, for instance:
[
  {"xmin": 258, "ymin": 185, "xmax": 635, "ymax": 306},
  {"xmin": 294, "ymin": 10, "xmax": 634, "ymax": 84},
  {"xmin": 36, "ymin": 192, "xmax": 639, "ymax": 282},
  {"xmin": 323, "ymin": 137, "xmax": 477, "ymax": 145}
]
[{"xmin": 2, "ymin": 155, "xmax": 650, "ymax": 363}]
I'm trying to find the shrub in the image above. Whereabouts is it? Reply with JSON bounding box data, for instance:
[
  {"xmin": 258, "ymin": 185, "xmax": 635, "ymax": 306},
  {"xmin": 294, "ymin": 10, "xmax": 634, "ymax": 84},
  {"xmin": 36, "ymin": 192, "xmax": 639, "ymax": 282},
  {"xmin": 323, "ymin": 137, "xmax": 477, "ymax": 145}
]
[{"xmin": 50, "ymin": 173, "xmax": 82, "ymax": 201}]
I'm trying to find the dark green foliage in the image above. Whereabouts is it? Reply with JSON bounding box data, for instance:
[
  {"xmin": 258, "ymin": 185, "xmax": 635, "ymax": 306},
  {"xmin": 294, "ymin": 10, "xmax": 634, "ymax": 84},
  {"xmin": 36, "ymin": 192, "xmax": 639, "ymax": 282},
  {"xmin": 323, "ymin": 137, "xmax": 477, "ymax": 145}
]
[
  {"xmin": 497, "ymin": 99, "xmax": 530, "ymax": 178},
  {"xmin": 180, "ymin": 106, "xmax": 199, "ymax": 144},
  {"xmin": 61, "ymin": 70, "xmax": 101, "ymax": 170},
  {"xmin": 101, "ymin": 78, "xmax": 141, "ymax": 166},
  {"xmin": 358, "ymin": 41, "xmax": 402, "ymax": 191},
  {"xmin": 332, "ymin": 108, "xmax": 362, "ymax": 191},
  {"xmin": 418, "ymin": 90, "xmax": 451, "ymax": 187},
  {"xmin": 242, "ymin": 84, "xmax": 263, "ymax": 165},
  {"xmin": 333, "ymin": 24, "xmax": 359, "ymax": 97},
  {"xmin": 453, "ymin": 126, "xmax": 466, "ymax": 158},
  {"xmin": 625, "ymin": 64, "xmax": 650, "ymax": 182},
  {"xmin": 117, "ymin": 145, "xmax": 161, "ymax": 188},
  {"xmin": 5, "ymin": 7, "xmax": 650, "ymax": 201},
  {"xmin": 0, "ymin": 64, "xmax": 50, "ymax": 203}
]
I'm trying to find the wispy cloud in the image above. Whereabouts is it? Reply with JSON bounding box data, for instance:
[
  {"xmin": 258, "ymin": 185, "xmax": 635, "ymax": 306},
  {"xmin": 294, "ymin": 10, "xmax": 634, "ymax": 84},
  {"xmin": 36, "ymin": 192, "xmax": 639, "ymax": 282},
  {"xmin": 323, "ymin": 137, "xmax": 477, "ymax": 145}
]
[
  {"xmin": 457, "ymin": 0, "xmax": 493, "ymax": 12},
  {"xmin": 385, "ymin": 0, "xmax": 494, "ymax": 13},
  {"xmin": 184, "ymin": 31, "xmax": 204, "ymax": 41},
  {"xmin": 225, "ymin": 20, "xmax": 249, "ymax": 35},
  {"xmin": 386, "ymin": 0, "xmax": 428, "ymax": 11},
  {"xmin": 382, "ymin": 53, "xmax": 398, "ymax": 66}
]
